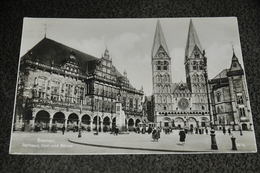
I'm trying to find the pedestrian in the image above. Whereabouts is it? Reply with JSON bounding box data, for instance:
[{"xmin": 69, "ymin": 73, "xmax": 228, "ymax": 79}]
[
  {"xmin": 195, "ymin": 127, "xmax": 198, "ymax": 134},
  {"xmin": 178, "ymin": 128, "xmax": 186, "ymax": 146},
  {"xmin": 223, "ymin": 127, "xmax": 226, "ymax": 135},
  {"xmin": 62, "ymin": 125, "xmax": 65, "ymax": 135},
  {"xmin": 190, "ymin": 127, "xmax": 193, "ymax": 134},
  {"xmin": 228, "ymin": 128, "xmax": 231, "ymax": 135},
  {"xmin": 115, "ymin": 126, "xmax": 119, "ymax": 136},
  {"xmin": 205, "ymin": 127, "xmax": 208, "ymax": 135},
  {"xmin": 152, "ymin": 128, "xmax": 160, "ymax": 142}
]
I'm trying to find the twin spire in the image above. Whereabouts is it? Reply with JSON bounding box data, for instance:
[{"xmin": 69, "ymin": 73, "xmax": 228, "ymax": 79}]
[
  {"xmin": 152, "ymin": 19, "xmax": 203, "ymax": 62},
  {"xmin": 185, "ymin": 19, "xmax": 203, "ymax": 61},
  {"xmin": 152, "ymin": 20, "xmax": 170, "ymax": 58}
]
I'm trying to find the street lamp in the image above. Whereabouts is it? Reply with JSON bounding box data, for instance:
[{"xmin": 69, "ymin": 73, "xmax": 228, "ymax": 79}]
[{"xmin": 203, "ymin": 55, "xmax": 218, "ymax": 150}]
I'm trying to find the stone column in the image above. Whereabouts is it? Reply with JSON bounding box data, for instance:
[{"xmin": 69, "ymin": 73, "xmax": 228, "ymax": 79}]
[
  {"xmin": 49, "ymin": 118, "xmax": 53, "ymax": 132},
  {"xmin": 90, "ymin": 120, "xmax": 93, "ymax": 132},
  {"xmin": 100, "ymin": 120, "xmax": 103, "ymax": 132},
  {"xmin": 31, "ymin": 110, "xmax": 37, "ymax": 131},
  {"xmin": 64, "ymin": 119, "xmax": 68, "ymax": 129}
]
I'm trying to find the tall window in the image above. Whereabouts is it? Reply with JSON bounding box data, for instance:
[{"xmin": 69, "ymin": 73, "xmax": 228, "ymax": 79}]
[
  {"xmin": 51, "ymin": 80, "xmax": 60, "ymax": 101},
  {"xmin": 239, "ymin": 107, "xmax": 246, "ymax": 117},
  {"xmin": 75, "ymin": 86, "xmax": 84, "ymax": 104},
  {"xmin": 237, "ymin": 93, "xmax": 243, "ymax": 104},
  {"xmin": 38, "ymin": 77, "xmax": 46, "ymax": 98},
  {"xmin": 129, "ymin": 98, "xmax": 133, "ymax": 109},
  {"xmin": 216, "ymin": 92, "xmax": 221, "ymax": 102},
  {"xmin": 65, "ymin": 84, "xmax": 73, "ymax": 102}
]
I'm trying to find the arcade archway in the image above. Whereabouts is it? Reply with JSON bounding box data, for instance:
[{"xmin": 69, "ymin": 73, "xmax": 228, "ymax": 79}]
[
  {"xmin": 81, "ymin": 114, "xmax": 91, "ymax": 131},
  {"xmin": 35, "ymin": 110, "xmax": 50, "ymax": 130},
  {"xmin": 175, "ymin": 117, "xmax": 184, "ymax": 129},
  {"xmin": 103, "ymin": 116, "xmax": 110, "ymax": 132},
  {"xmin": 93, "ymin": 116, "xmax": 101, "ymax": 132},
  {"xmin": 135, "ymin": 119, "xmax": 141, "ymax": 126},
  {"xmin": 67, "ymin": 113, "xmax": 79, "ymax": 131}
]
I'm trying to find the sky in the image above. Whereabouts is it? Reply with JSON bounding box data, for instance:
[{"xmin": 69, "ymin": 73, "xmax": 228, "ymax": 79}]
[{"xmin": 20, "ymin": 17, "xmax": 244, "ymax": 96}]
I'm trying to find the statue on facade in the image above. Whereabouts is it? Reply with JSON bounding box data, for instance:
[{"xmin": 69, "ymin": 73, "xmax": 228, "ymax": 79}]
[
  {"xmin": 60, "ymin": 90, "xmax": 65, "ymax": 102},
  {"xmin": 116, "ymin": 92, "xmax": 121, "ymax": 102},
  {"xmin": 46, "ymin": 87, "xmax": 51, "ymax": 100}
]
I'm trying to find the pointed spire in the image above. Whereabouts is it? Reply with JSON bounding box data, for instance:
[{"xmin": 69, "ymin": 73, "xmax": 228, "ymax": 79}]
[
  {"xmin": 152, "ymin": 20, "xmax": 170, "ymax": 58},
  {"xmin": 185, "ymin": 19, "xmax": 203, "ymax": 61},
  {"xmin": 231, "ymin": 42, "xmax": 238, "ymax": 61}
]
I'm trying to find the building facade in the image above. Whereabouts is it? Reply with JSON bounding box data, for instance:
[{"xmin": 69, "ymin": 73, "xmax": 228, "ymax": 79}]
[
  {"xmin": 14, "ymin": 37, "xmax": 144, "ymax": 132},
  {"xmin": 151, "ymin": 19, "xmax": 252, "ymax": 130},
  {"xmin": 151, "ymin": 20, "xmax": 210, "ymax": 129},
  {"xmin": 209, "ymin": 51, "xmax": 253, "ymax": 130}
]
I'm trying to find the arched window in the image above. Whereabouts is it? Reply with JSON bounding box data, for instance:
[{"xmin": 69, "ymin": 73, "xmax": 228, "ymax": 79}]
[
  {"xmin": 158, "ymin": 95, "xmax": 162, "ymax": 103},
  {"xmin": 193, "ymin": 74, "xmax": 197, "ymax": 82},
  {"xmin": 156, "ymin": 74, "xmax": 161, "ymax": 82}
]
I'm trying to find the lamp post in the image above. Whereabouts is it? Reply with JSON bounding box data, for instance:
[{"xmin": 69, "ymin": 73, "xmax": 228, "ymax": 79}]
[{"xmin": 203, "ymin": 55, "xmax": 218, "ymax": 150}]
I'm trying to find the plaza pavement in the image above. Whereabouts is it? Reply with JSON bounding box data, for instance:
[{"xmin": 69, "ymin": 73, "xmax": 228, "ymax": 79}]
[
  {"xmin": 69, "ymin": 130, "xmax": 257, "ymax": 154},
  {"xmin": 10, "ymin": 130, "xmax": 257, "ymax": 154}
]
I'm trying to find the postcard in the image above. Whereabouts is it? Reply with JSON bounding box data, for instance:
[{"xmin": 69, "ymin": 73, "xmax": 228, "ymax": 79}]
[{"xmin": 10, "ymin": 17, "xmax": 257, "ymax": 154}]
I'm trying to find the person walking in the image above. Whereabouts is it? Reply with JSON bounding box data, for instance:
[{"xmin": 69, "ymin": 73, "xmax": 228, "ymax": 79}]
[
  {"xmin": 152, "ymin": 128, "xmax": 160, "ymax": 142},
  {"xmin": 205, "ymin": 127, "xmax": 208, "ymax": 135},
  {"xmin": 62, "ymin": 125, "xmax": 65, "ymax": 135},
  {"xmin": 228, "ymin": 128, "xmax": 231, "ymax": 135},
  {"xmin": 178, "ymin": 128, "xmax": 186, "ymax": 146},
  {"xmin": 223, "ymin": 127, "xmax": 226, "ymax": 135},
  {"xmin": 115, "ymin": 126, "xmax": 119, "ymax": 136}
]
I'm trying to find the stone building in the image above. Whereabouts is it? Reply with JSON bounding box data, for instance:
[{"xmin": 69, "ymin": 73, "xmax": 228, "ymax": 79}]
[
  {"xmin": 209, "ymin": 50, "xmax": 253, "ymax": 130},
  {"xmin": 151, "ymin": 19, "xmax": 252, "ymax": 130},
  {"xmin": 151, "ymin": 19, "xmax": 210, "ymax": 129},
  {"xmin": 14, "ymin": 37, "xmax": 144, "ymax": 132}
]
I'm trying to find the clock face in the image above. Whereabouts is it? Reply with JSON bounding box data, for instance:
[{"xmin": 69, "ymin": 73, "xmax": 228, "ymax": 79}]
[
  {"xmin": 178, "ymin": 98, "xmax": 189, "ymax": 110},
  {"xmin": 179, "ymin": 84, "xmax": 186, "ymax": 91},
  {"xmin": 158, "ymin": 52, "xmax": 165, "ymax": 58}
]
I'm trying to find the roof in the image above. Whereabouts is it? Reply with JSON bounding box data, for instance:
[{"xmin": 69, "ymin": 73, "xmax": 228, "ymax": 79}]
[
  {"xmin": 213, "ymin": 69, "xmax": 229, "ymax": 80},
  {"xmin": 151, "ymin": 20, "xmax": 170, "ymax": 58},
  {"xmin": 185, "ymin": 19, "xmax": 203, "ymax": 61},
  {"xmin": 21, "ymin": 37, "xmax": 99, "ymax": 74}
]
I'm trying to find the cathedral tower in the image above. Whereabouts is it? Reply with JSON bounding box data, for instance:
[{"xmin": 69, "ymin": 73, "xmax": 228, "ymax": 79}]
[
  {"xmin": 184, "ymin": 19, "xmax": 208, "ymax": 111},
  {"xmin": 151, "ymin": 20, "xmax": 172, "ymax": 112}
]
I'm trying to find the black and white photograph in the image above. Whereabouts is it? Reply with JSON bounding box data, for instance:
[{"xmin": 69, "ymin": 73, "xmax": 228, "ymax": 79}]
[{"xmin": 9, "ymin": 17, "xmax": 257, "ymax": 155}]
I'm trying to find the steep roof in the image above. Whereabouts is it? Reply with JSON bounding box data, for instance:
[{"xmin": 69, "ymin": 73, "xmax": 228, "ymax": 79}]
[
  {"xmin": 21, "ymin": 37, "xmax": 99, "ymax": 74},
  {"xmin": 185, "ymin": 19, "xmax": 203, "ymax": 61},
  {"xmin": 151, "ymin": 20, "xmax": 170, "ymax": 58},
  {"xmin": 213, "ymin": 69, "xmax": 228, "ymax": 80}
]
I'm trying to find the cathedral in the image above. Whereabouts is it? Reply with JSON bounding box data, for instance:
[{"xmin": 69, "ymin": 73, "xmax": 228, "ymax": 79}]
[{"xmin": 151, "ymin": 19, "xmax": 253, "ymax": 131}]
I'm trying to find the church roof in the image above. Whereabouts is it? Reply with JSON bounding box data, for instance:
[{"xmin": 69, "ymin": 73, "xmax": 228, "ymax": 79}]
[
  {"xmin": 151, "ymin": 20, "xmax": 170, "ymax": 58},
  {"xmin": 213, "ymin": 69, "xmax": 228, "ymax": 80},
  {"xmin": 185, "ymin": 19, "xmax": 203, "ymax": 61}
]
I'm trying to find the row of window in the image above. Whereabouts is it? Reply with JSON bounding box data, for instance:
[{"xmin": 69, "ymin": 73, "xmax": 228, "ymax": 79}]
[
  {"xmin": 155, "ymin": 73, "xmax": 171, "ymax": 83},
  {"xmin": 155, "ymin": 84, "xmax": 171, "ymax": 93},
  {"xmin": 155, "ymin": 61, "xmax": 169, "ymax": 71}
]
